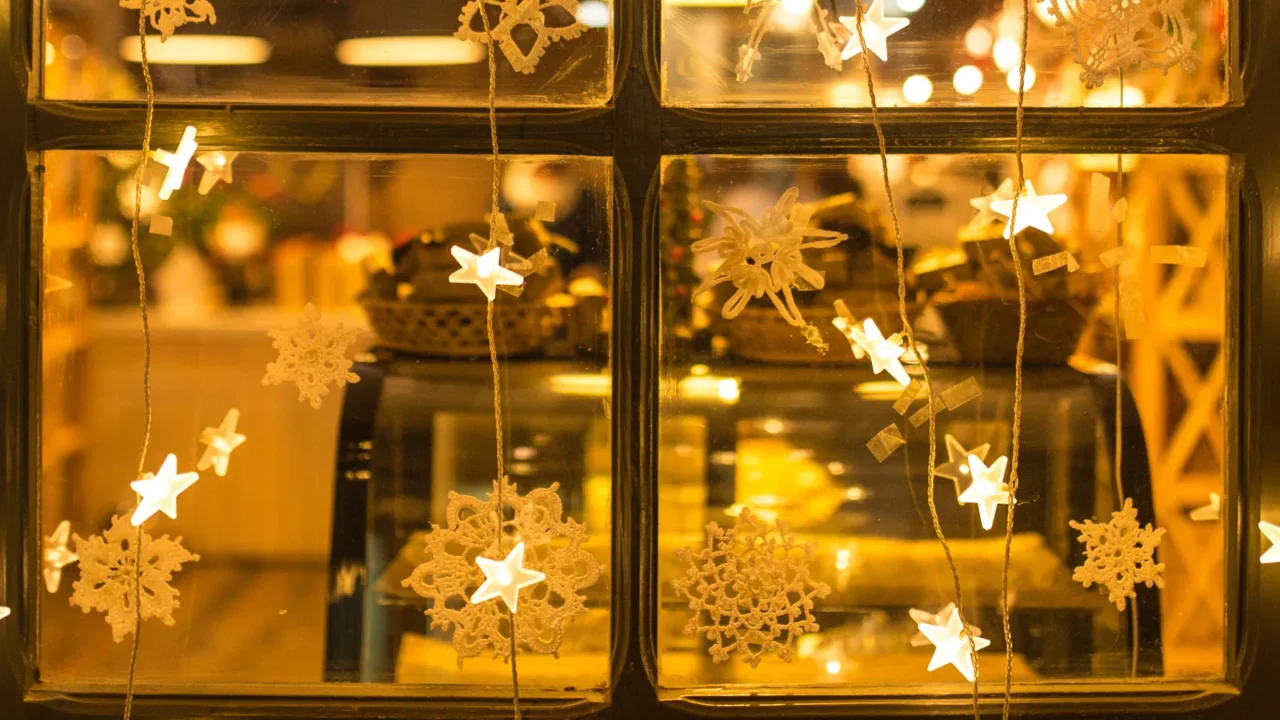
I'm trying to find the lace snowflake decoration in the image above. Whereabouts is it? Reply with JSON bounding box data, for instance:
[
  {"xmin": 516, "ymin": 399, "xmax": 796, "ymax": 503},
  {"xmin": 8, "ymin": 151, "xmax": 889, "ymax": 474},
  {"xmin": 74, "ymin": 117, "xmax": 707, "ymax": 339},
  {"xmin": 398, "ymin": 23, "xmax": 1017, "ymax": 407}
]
[
  {"xmin": 1069, "ymin": 498, "xmax": 1166, "ymax": 611},
  {"xmin": 262, "ymin": 303, "xmax": 361, "ymax": 410},
  {"xmin": 693, "ymin": 187, "xmax": 847, "ymax": 350},
  {"xmin": 456, "ymin": 0, "xmax": 587, "ymax": 74},
  {"xmin": 735, "ymin": 0, "xmax": 849, "ymax": 82},
  {"xmin": 70, "ymin": 514, "xmax": 199, "ymax": 643},
  {"xmin": 401, "ymin": 477, "xmax": 601, "ymax": 665},
  {"xmin": 119, "ymin": 0, "xmax": 217, "ymax": 41},
  {"xmin": 674, "ymin": 507, "xmax": 830, "ymax": 667},
  {"xmin": 1041, "ymin": 0, "xmax": 1198, "ymax": 89}
]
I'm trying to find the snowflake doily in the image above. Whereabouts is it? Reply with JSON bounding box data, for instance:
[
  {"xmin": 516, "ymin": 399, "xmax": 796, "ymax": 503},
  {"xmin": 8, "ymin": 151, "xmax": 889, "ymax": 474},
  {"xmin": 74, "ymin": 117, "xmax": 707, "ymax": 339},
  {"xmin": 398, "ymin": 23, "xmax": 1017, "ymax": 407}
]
[
  {"xmin": 119, "ymin": 0, "xmax": 217, "ymax": 41},
  {"xmin": 262, "ymin": 303, "xmax": 361, "ymax": 410},
  {"xmin": 735, "ymin": 0, "xmax": 849, "ymax": 82},
  {"xmin": 693, "ymin": 187, "xmax": 847, "ymax": 349},
  {"xmin": 674, "ymin": 507, "xmax": 830, "ymax": 667},
  {"xmin": 1042, "ymin": 0, "xmax": 1198, "ymax": 89},
  {"xmin": 1069, "ymin": 498, "xmax": 1166, "ymax": 611},
  {"xmin": 401, "ymin": 477, "xmax": 601, "ymax": 665},
  {"xmin": 70, "ymin": 514, "xmax": 199, "ymax": 642},
  {"xmin": 456, "ymin": 0, "xmax": 587, "ymax": 75}
]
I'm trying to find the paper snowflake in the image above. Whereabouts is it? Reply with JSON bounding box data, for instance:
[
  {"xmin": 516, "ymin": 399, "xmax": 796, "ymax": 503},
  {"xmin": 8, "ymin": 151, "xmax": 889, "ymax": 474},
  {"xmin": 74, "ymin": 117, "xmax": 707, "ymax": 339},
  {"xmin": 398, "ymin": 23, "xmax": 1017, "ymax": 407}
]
[
  {"xmin": 401, "ymin": 477, "xmax": 601, "ymax": 665},
  {"xmin": 119, "ymin": 0, "xmax": 217, "ymax": 41},
  {"xmin": 456, "ymin": 0, "xmax": 587, "ymax": 74},
  {"xmin": 674, "ymin": 507, "xmax": 830, "ymax": 667},
  {"xmin": 1041, "ymin": 0, "xmax": 1198, "ymax": 89},
  {"xmin": 693, "ymin": 187, "xmax": 846, "ymax": 348},
  {"xmin": 70, "ymin": 514, "xmax": 199, "ymax": 643},
  {"xmin": 1069, "ymin": 498, "xmax": 1166, "ymax": 611},
  {"xmin": 262, "ymin": 303, "xmax": 361, "ymax": 410},
  {"xmin": 735, "ymin": 0, "xmax": 850, "ymax": 82}
]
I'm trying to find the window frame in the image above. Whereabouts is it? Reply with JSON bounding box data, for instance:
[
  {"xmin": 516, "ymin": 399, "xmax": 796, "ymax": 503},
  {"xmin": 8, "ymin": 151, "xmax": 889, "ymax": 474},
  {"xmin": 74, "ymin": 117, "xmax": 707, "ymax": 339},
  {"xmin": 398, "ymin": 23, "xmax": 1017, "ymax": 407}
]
[{"xmin": 2, "ymin": 0, "xmax": 1277, "ymax": 718}]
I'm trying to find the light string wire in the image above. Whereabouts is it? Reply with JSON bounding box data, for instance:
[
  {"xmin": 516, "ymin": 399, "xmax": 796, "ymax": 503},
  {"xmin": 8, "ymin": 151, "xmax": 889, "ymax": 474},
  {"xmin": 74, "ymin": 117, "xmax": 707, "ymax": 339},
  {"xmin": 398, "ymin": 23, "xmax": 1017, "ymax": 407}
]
[
  {"xmin": 849, "ymin": 5, "xmax": 979, "ymax": 718},
  {"xmin": 477, "ymin": 6, "xmax": 522, "ymax": 718},
  {"xmin": 123, "ymin": 6, "xmax": 155, "ymax": 720}
]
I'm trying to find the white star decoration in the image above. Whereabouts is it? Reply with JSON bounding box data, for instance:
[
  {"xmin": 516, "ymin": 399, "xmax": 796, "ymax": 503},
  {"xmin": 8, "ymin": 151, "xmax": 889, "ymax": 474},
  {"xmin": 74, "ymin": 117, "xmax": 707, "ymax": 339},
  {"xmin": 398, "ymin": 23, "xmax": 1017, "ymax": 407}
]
[
  {"xmin": 196, "ymin": 151, "xmax": 237, "ymax": 195},
  {"xmin": 449, "ymin": 246, "xmax": 525, "ymax": 302},
  {"xmin": 988, "ymin": 180, "xmax": 1068, "ymax": 239},
  {"xmin": 130, "ymin": 453, "xmax": 199, "ymax": 527},
  {"xmin": 956, "ymin": 454, "xmax": 1010, "ymax": 531},
  {"xmin": 198, "ymin": 408, "xmax": 246, "ymax": 477},
  {"xmin": 908, "ymin": 602, "xmax": 983, "ymax": 648},
  {"xmin": 1261, "ymin": 521, "xmax": 1280, "ymax": 564},
  {"xmin": 934, "ymin": 434, "xmax": 991, "ymax": 503},
  {"xmin": 1189, "ymin": 492, "xmax": 1221, "ymax": 522},
  {"xmin": 43, "ymin": 520, "xmax": 79, "ymax": 594},
  {"xmin": 470, "ymin": 541, "xmax": 546, "ymax": 614},
  {"xmin": 848, "ymin": 318, "xmax": 909, "ymax": 386},
  {"xmin": 918, "ymin": 608, "xmax": 990, "ymax": 682},
  {"xmin": 839, "ymin": 0, "xmax": 910, "ymax": 63},
  {"xmin": 153, "ymin": 125, "xmax": 199, "ymax": 201},
  {"xmin": 0, "ymin": 607, "xmax": 8, "ymax": 620},
  {"xmin": 968, "ymin": 178, "xmax": 1016, "ymax": 229}
]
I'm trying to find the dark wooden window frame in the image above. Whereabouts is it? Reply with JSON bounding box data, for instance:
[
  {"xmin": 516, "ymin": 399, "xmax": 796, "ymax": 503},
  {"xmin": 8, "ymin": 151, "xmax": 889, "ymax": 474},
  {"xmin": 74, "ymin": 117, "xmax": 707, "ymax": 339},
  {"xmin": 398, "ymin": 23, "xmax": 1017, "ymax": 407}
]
[{"xmin": 3, "ymin": 1, "xmax": 1279, "ymax": 718}]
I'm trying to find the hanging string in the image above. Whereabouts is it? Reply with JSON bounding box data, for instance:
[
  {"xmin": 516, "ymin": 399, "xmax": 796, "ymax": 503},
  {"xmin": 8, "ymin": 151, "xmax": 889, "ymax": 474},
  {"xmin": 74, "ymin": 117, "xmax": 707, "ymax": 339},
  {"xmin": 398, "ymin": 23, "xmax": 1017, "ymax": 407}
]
[
  {"xmin": 850, "ymin": 5, "xmax": 978, "ymax": 718},
  {"xmin": 999, "ymin": 0, "xmax": 1031, "ymax": 717},
  {"xmin": 122, "ymin": 7, "xmax": 155, "ymax": 720}
]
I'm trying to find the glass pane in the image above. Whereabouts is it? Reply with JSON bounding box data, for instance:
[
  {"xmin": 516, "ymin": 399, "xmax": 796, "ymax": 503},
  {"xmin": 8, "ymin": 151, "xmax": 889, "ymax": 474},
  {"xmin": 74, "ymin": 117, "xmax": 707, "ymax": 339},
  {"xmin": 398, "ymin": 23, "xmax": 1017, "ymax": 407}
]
[
  {"xmin": 662, "ymin": 0, "xmax": 1228, "ymax": 107},
  {"xmin": 657, "ymin": 154, "xmax": 1230, "ymax": 691},
  {"xmin": 39, "ymin": 151, "xmax": 614, "ymax": 694},
  {"xmin": 43, "ymin": 0, "xmax": 613, "ymax": 106}
]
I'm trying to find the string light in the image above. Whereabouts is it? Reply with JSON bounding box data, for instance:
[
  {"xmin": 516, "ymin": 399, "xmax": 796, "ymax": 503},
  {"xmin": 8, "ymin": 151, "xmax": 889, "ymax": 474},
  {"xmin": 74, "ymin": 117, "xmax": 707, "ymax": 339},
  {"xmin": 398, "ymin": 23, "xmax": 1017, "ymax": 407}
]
[
  {"xmin": 1006, "ymin": 64, "xmax": 1037, "ymax": 92},
  {"xmin": 448, "ymin": 246, "xmax": 525, "ymax": 301},
  {"xmin": 152, "ymin": 126, "xmax": 198, "ymax": 200},
  {"xmin": 902, "ymin": 75, "xmax": 932, "ymax": 104},
  {"xmin": 992, "ymin": 36, "xmax": 1019, "ymax": 71},
  {"xmin": 952, "ymin": 65, "xmax": 983, "ymax": 95},
  {"xmin": 130, "ymin": 454, "xmax": 199, "ymax": 526},
  {"xmin": 470, "ymin": 541, "xmax": 546, "ymax": 613},
  {"xmin": 964, "ymin": 25, "xmax": 992, "ymax": 57}
]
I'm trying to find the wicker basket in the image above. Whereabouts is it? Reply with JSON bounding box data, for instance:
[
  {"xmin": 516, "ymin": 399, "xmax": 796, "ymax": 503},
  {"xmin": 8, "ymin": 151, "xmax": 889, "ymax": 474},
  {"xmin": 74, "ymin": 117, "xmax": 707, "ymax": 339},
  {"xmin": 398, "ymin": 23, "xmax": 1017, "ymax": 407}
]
[
  {"xmin": 727, "ymin": 298, "xmax": 917, "ymax": 365},
  {"xmin": 361, "ymin": 299, "xmax": 561, "ymax": 358}
]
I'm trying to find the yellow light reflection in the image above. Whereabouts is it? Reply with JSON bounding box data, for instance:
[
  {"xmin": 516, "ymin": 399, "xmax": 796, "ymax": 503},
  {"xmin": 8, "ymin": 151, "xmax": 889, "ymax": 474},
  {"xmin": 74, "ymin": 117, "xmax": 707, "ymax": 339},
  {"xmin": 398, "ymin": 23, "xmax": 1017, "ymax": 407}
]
[
  {"xmin": 335, "ymin": 36, "xmax": 485, "ymax": 67},
  {"xmin": 121, "ymin": 35, "xmax": 272, "ymax": 65}
]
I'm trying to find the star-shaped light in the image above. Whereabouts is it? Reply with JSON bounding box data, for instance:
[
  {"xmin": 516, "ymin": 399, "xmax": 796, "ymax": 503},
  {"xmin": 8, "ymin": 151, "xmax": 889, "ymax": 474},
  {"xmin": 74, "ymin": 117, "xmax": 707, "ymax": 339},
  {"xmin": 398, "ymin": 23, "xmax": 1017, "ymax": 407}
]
[
  {"xmin": 196, "ymin": 151, "xmax": 238, "ymax": 195},
  {"xmin": 0, "ymin": 607, "xmax": 9, "ymax": 620},
  {"xmin": 198, "ymin": 408, "xmax": 246, "ymax": 477},
  {"xmin": 153, "ymin": 125, "xmax": 199, "ymax": 201},
  {"xmin": 956, "ymin": 454, "xmax": 1010, "ymax": 530},
  {"xmin": 918, "ymin": 607, "xmax": 990, "ymax": 682},
  {"xmin": 908, "ymin": 602, "xmax": 984, "ymax": 648},
  {"xmin": 1189, "ymin": 492, "xmax": 1221, "ymax": 522},
  {"xmin": 988, "ymin": 180, "xmax": 1068, "ymax": 239},
  {"xmin": 43, "ymin": 520, "xmax": 78, "ymax": 594},
  {"xmin": 838, "ymin": 0, "xmax": 910, "ymax": 63},
  {"xmin": 470, "ymin": 541, "xmax": 546, "ymax": 613},
  {"xmin": 130, "ymin": 453, "xmax": 199, "ymax": 526},
  {"xmin": 849, "ymin": 318, "xmax": 909, "ymax": 386},
  {"xmin": 1261, "ymin": 521, "xmax": 1280, "ymax": 564},
  {"xmin": 448, "ymin": 246, "xmax": 525, "ymax": 302},
  {"xmin": 968, "ymin": 178, "xmax": 1016, "ymax": 229},
  {"xmin": 934, "ymin": 434, "xmax": 991, "ymax": 503}
]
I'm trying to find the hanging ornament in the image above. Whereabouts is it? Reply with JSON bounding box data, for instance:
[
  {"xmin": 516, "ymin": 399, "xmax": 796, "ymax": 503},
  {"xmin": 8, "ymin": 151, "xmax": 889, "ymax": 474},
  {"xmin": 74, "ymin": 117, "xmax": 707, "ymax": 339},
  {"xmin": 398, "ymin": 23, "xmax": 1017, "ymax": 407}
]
[
  {"xmin": 1189, "ymin": 492, "xmax": 1221, "ymax": 522},
  {"xmin": 456, "ymin": 0, "xmax": 586, "ymax": 74},
  {"xmin": 838, "ymin": 0, "xmax": 910, "ymax": 63},
  {"xmin": 916, "ymin": 608, "xmax": 990, "ymax": 682},
  {"xmin": 933, "ymin": 434, "xmax": 992, "ymax": 503},
  {"xmin": 470, "ymin": 541, "xmax": 546, "ymax": 613},
  {"xmin": 152, "ymin": 125, "xmax": 199, "ymax": 201},
  {"xmin": 196, "ymin": 151, "xmax": 237, "ymax": 195},
  {"xmin": 967, "ymin": 178, "xmax": 1017, "ymax": 230},
  {"xmin": 449, "ymin": 246, "xmax": 526, "ymax": 301},
  {"xmin": 262, "ymin": 303, "xmax": 361, "ymax": 409},
  {"xmin": 1259, "ymin": 521, "xmax": 1280, "ymax": 564},
  {"xmin": 956, "ymin": 454, "xmax": 1011, "ymax": 531},
  {"xmin": 1069, "ymin": 498, "xmax": 1166, "ymax": 611},
  {"xmin": 987, "ymin": 180, "xmax": 1068, "ymax": 239},
  {"xmin": 734, "ymin": 0, "xmax": 852, "ymax": 82},
  {"xmin": 908, "ymin": 603, "xmax": 981, "ymax": 648},
  {"xmin": 197, "ymin": 408, "xmax": 246, "ymax": 477},
  {"xmin": 839, "ymin": 316, "xmax": 909, "ymax": 386},
  {"xmin": 119, "ymin": 0, "xmax": 217, "ymax": 40},
  {"xmin": 1041, "ymin": 0, "xmax": 1197, "ymax": 89},
  {"xmin": 70, "ymin": 514, "xmax": 200, "ymax": 642},
  {"xmin": 43, "ymin": 520, "xmax": 79, "ymax": 594},
  {"xmin": 130, "ymin": 453, "xmax": 199, "ymax": 526},
  {"xmin": 674, "ymin": 507, "xmax": 830, "ymax": 667}
]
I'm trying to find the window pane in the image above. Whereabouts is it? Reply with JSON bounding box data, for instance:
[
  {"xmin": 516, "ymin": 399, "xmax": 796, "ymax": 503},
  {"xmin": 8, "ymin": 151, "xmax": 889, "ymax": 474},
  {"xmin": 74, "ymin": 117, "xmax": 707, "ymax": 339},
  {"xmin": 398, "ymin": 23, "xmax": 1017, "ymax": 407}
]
[
  {"xmin": 662, "ymin": 1, "xmax": 1228, "ymax": 107},
  {"xmin": 43, "ymin": 1, "xmax": 613, "ymax": 106},
  {"xmin": 657, "ymin": 154, "xmax": 1229, "ymax": 691},
  {"xmin": 39, "ymin": 151, "xmax": 613, "ymax": 694}
]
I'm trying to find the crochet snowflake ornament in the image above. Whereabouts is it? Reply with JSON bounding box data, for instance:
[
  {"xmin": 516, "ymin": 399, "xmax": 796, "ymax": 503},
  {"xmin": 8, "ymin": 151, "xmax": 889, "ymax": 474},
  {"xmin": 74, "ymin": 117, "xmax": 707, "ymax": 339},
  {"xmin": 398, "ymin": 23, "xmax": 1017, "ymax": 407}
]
[
  {"xmin": 262, "ymin": 303, "xmax": 361, "ymax": 409},
  {"xmin": 1069, "ymin": 498, "xmax": 1166, "ymax": 611},
  {"xmin": 693, "ymin": 187, "xmax": 847, "ymax": 350},
  {"xmin": 401, "ymin": 477, "xmax": 601, "ymax": 665},
  {"xmin": 674, "ymin": 507, "xmax": 830, "ymax": 667},
  {"xmin": 70, "ymin": 514, "xmax": 199, "ymax": 642},
  {"xmin": 119, "ymin": 0, "xmax": 217, "ymax": 41},
  {"xmin": 735, "ymin": 0, "xmax": 850, "ymax": 82},
  {"xmin": 1041, "ymin": 0, "xmax": 1198, "ymax": 89},
  {"xmin": 456, "ymin": 0, "xmax": 587, "ymax": 74}
]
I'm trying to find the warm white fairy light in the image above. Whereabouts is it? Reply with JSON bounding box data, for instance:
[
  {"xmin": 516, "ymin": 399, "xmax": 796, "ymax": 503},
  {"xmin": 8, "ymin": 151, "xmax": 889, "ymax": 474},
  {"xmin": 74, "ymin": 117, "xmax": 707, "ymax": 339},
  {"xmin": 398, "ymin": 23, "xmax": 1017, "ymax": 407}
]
[
  {"xmin": 918, "ymin": 609, "xmax": 990, "ymax": 682},
  {"xmin": 953, "ymin": 65, "xmax": 983, "ymax": 95},
  {"xmin": 153, "ymin": 125, "xmax": 199, "ymax": 201},
  {"xmin": 1006, "ymin": 64, "xmax": 1037, "ymax": 92},
  {"xmin": 992, "ymin": 36, "xmax": 1019, "ymax": 71},
  {"xmin": 988, "ymin": 180, "xmax": 1067, "ymax": 238},
  {"xmin": 470, "ymin": 541, "xmax": 546, "ymax": 613},
  {"xmin": 956, "ymin": 454, "xmax": 1010, "ymax": 530},
  {"xmin": 838, "ymin": 0, "xmax": 910, "ymax": 63},
  {"xmin": 846, "ymin": 318, "xmax": 909, "ymax": 386},
  {"xmin": 1261, "ymin": 521, "xmax": 1280, "ymax": 564},
  {"xmin": 196, "ymin": 151, "xmax": 238, "ymax": 195},
  {"xmin": 896, "ymin": 0, "xmax": 925, "ymax": 11},
  {"xmin": 902, "ymin": 75, "xmax": 932, "ymax": 104},
  {"xmin": 448, "ymin": 246, "xmax": 525, "ymax": 301},
  {"xmin": 964, "ymin": 26, "xmax": 992, "ymax": 57},
  {"xmin": 781, "ymin": 0, "xmax": 812, "ymax": 15},
  {"xmin": 198, "ymin": 408, "xmax": 246, "ymax": 477},
  {"xmin": 43, "ymin": 520, "xmax": 78, "ymax": 593},
  {"xmin": 130, "ymin": 453, "xmax": 199, "ymax": 526}
]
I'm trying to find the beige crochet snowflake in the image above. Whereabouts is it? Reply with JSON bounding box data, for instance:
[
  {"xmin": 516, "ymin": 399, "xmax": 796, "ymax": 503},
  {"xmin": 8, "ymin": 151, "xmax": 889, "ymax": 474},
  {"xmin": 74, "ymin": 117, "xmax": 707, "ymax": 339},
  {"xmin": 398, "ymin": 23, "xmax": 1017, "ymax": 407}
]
[
  {"xmin": 119, "ymin": 0, "xmax": 217, "ymax": 41},
  {"xmin": 735, "ymin": 0, "xmax": 849, "ymax": 82},
  {"xmin": 262, "ymin": 303, "xmax": 361, "ymax": 410},
  {"xmin": 401, "ymin": 477, "xmax": 601, "ymax": 665},
  {"xmin": 1042, "ymin": 0, "xmax": 1198, "ymax": 89},
  {"xmin": 456, "ymin": 0, "xmax": 587, "ymax": 74},
  {"xmin": 1069, "ymin": 498, "xmax": 1166, "ymax": 611},
  {"xmin": 693, "ymin": 187, "xmax": 847, "ymax": 349},
  {"xmin": 674, "ymin": 507, "xmax": 830, "ymax": 667},
  {"xmin": 70, "ymin": 514, "xmax": 199, "ymax": 643}
]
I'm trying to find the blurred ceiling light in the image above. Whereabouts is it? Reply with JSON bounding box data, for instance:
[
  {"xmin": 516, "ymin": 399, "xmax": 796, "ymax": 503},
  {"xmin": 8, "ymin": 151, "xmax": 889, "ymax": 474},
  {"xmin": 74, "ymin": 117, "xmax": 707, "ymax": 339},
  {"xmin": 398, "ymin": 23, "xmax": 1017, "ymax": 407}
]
[
  {"xmin": 121, "ymin": 35, "xmax": 272, "ymax": 65},
  {"xmin": 1006, "ymin": 64, "xmax": 1036, "ymax": 92},
  {"xmin": 902, "ymin": 74, "xmax": 932, "ymax": 104},
  {"xmin": 578, "ymin": 0, "xmax": 612, "ymax": 27},
  {"xmin": 826, "ymin": 660, "xmax": 843, "ymax": 675},
  {"xmin": 664, "ymin": 0, "xmax": 748, "ymax": 6},
  {"xmin": 335, "ymin": 36, "xmax": 484, "ymax": 67},
  {"xmin": 689, "ymin": 363, "xmax": 710, "ymax": 376},
  {"xmin": 782, "ymin": 0, "xmax": 813, "ymax": 14},
  {"xmin": 678, "ymin": 375, "xmax": 740, "ymax": 403},
  {"xmin": 60, "ymin": 34, "xmax": 86, "ymax": 61},
  {"xmin": 896, "ymin": 0, "xmax": 925, "ymax": 11},
  {"xmin": 827, "ymin": 461, "xmax": 847, "ymax": 476},
  {"xmin": 549, "ymin": 373, "xmax": 610, "ymax": 397},
  {"xmin": 964, "ymin": 26, "xmax": 992, "ymax": 57},
  {"xmin": 953, "ymin": 64, "xmax": 983, "ymax": 95},
  {"xmin": 992, "ymin": 36, "xmax": 1019, "ymax": 71},
  {"xmin": 1084, "ymin": 83, "xmax": 1147, "ymax": 107}
]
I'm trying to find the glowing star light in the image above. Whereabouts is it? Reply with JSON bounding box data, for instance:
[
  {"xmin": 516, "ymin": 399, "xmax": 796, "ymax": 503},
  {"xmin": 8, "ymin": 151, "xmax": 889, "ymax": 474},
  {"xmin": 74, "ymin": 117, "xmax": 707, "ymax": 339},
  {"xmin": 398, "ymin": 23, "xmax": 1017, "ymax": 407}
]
[
  {"xmin": 0, "ymin": 607, "xmax": 8, "ymax": 620},
  {"xmin": 196, "ymin": 151, "xmax": 238, "ymax": 195},
  {"xmin": 197, "ymin": 408, "xmax": 246, "ymax": 477},
  {"xmin": 449, "ymin": 246, "xmax": 525, "ymax": 302},
  {"xmin": 153, "ymin": 125, "xmax": 199, "ymax": 201},
  {"xmin": 848, "ymin": 318, "xmax": 909, "ymax": 386},
  {"xmin": 988, "ymin": 180, "xmax": 1068, "ymax": 239},
  {"xmin": 956, "ymin": 454, "xmax": 1010, "ymax": 530},
  {"xmin": 838, "ymin": 0, "xmax": 910, "ymax": 62},
  {"xmin": 470, "ymin": 541, "xmax": 546, "ymax": 613},
  {"xmin": 130, "ymin": 453, "xmax": 199, "ymax": 527},
  {"xmin": 908, "ymin": 602, "xmax": 982, "ymax": 647},
  {"xmin": 934, "ymin": 434, "xmax": 991, "ymax": 503},
  {"xmin": 1261, "ymin": 521, "xmax": 1280, "ymax": 564},
  {"xmin": 43, "ymin": 520, "xmax": 79, "ymax": 594},
  {"xmin": 917, "ymin": 608, "xmax": 990, "ymax": 682}
]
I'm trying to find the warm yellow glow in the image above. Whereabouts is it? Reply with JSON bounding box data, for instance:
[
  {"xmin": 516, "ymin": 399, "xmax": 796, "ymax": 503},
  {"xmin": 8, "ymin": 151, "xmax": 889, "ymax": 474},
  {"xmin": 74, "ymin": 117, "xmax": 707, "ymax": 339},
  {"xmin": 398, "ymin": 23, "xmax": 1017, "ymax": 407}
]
[
  {"xmin": 335, "ymin": 36, "xmax": 485, "ymax": 67},
  {"xmin": 45, "ymin": 42, "xmax": 55, "ymax": 66},
  {"xmin": 853, "ymin": 379, "xmax": 912, "ymax": 400},
  {"xmin": 781, "ymin": 0, "xmax": 812, "ymax": 15},
  {"xmin": 826, "ymin": 660, "xmax": 843, "ymax": 675},
  {"xmin": 449, "ymin": 246, "xmax": 524, "ymax": 301},
  {"xmin": 953, "ymin": 65, "xmax": 983, "ymax": 95},
  {"xmin": 549, "ymin": 373, "xmax": 611, "ymax": 397},
  {"xmin": 827, "ymin": 461, "xmax": 846, "ymax": 475},
  {"xmin": 902, "ymin": 75, "xmax": 932, "ymax": 104},
  {"xmin": 1085, "ymin": 83, "xmax": 1147, "ymax": 107},
  {"xmin": 1006, "ymin": 65, "xmax": 1037, "ymax": 92},
  {"xmin": 121, "ymin": 35, "xmax": 272, "ymax": 65},
  {"xmin": 835, "ymin": 549, "xmax": 851, "ymax": 571},
  {"xmin": 992, "ymin": 37, "xmax": 1019, "ymax": 71},
  {"xmin": 689, "ymin": 363, "xmax": 710, "ymax": 376},
  {"xmin": 897, "ymin": 0, "xmax": 925, "ymax": 11},
  {"xmin": 664, "ymin": 0, "xmax": 748, "ymax": 6},
  {"xmin": 678, "ymin": 374, "xmax": 741, "ymax": 403},
  {"xmin": 130, "ymin": 454, "xmax": 199, "ymax": 526},
  {"xmin": 578, "ymin": 0, "xmax": 612, "ymax": 27},
  {"xmin": 964, "ymin": 25, "xmax": 992, "ymax": 57},
  {"xmin": 153, "ymin": 126, "xmax": 198, "ymax": 201},
  {"xmin": 470, "ymin": 542, "xmax": 545, "ymax": 613},
  {"xmin": 762, "ymin": 418, "xmax": 786, "ymax": 435}
]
